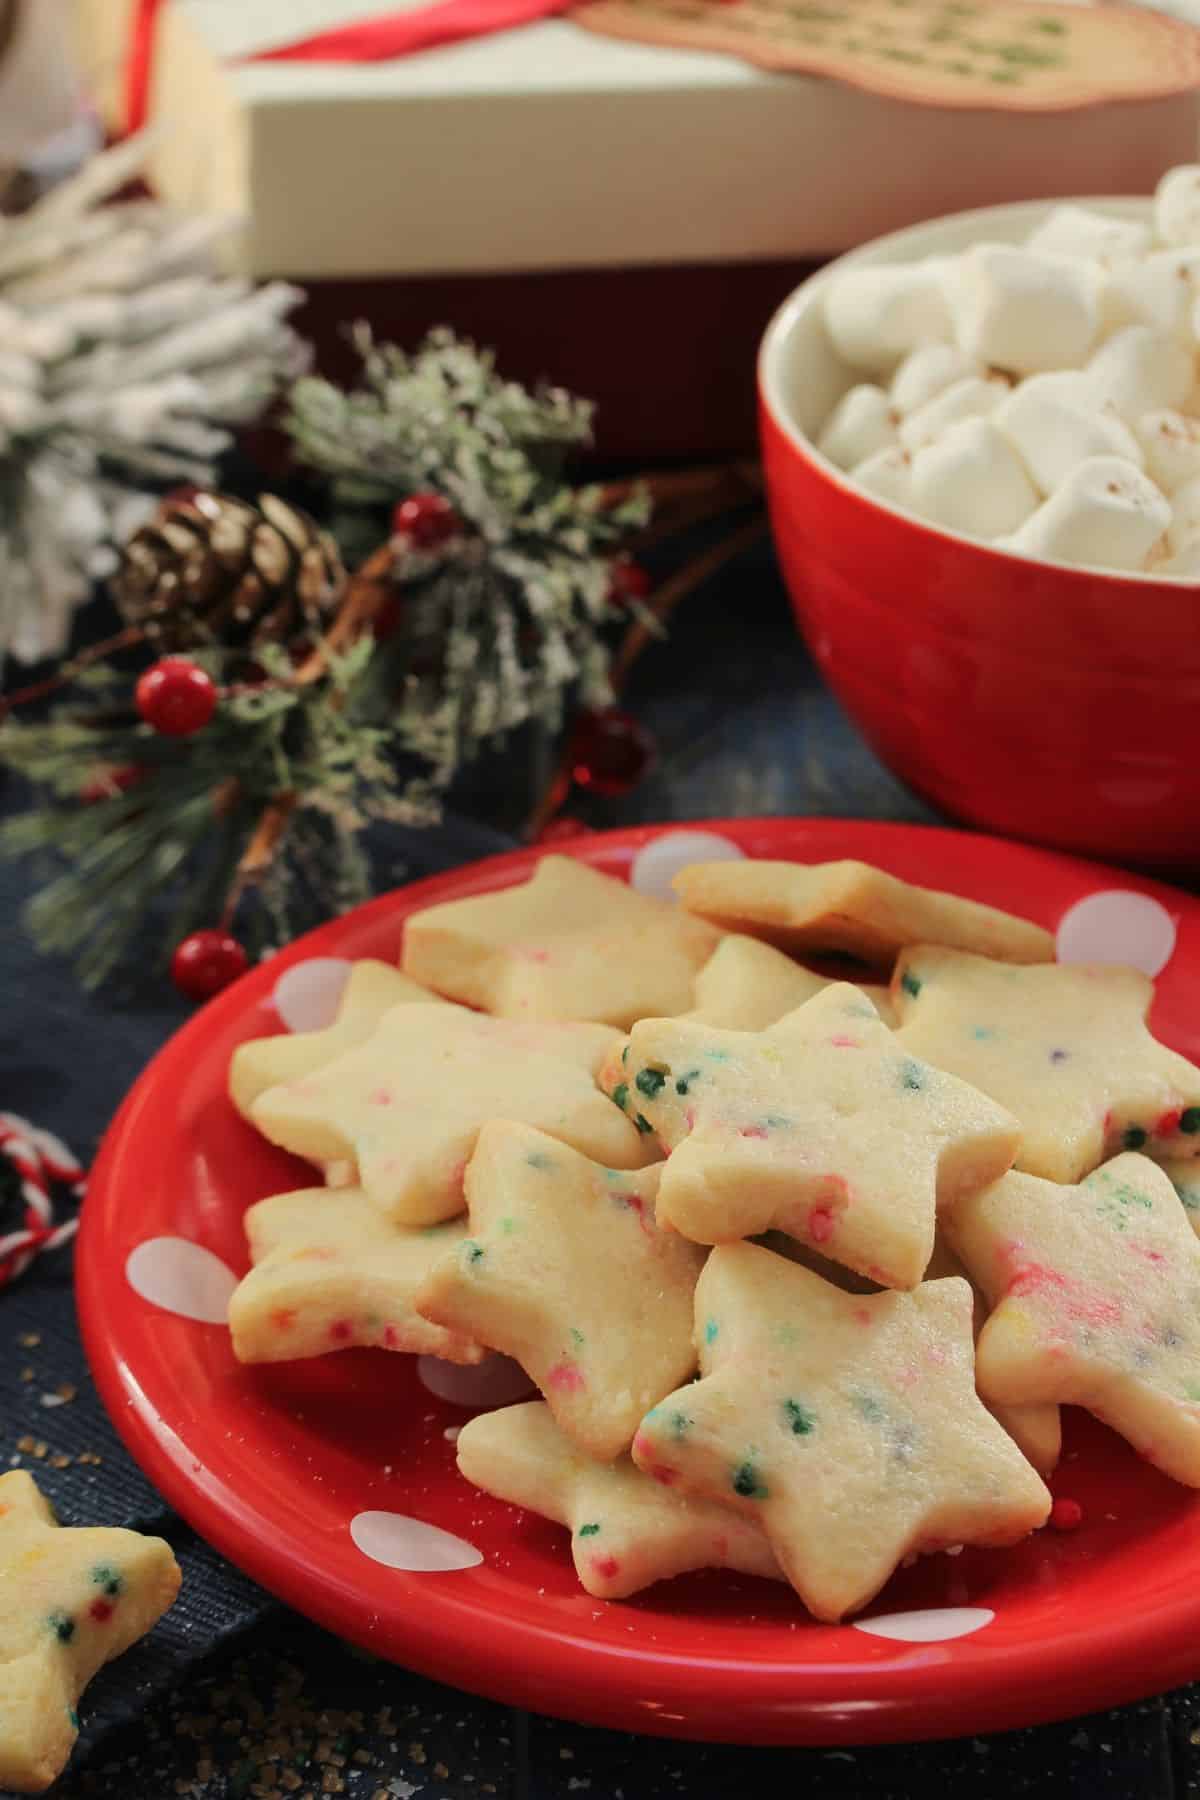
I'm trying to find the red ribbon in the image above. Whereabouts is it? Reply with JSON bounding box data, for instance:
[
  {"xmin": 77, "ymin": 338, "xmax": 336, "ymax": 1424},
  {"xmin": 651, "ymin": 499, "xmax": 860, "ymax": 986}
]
[{"xmin": 125, "ymin": 0, "xmax": 574, "ymax": 133}]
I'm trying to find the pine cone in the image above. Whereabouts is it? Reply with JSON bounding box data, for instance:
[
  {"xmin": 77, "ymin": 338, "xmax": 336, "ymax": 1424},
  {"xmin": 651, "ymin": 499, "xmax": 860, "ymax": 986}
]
[{"xmin": 112, "ymin": 491, "xmax": 345, "ymax": 653}]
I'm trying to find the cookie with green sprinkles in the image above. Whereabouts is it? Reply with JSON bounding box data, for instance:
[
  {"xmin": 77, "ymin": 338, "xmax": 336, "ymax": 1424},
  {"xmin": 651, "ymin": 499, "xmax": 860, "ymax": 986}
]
[
  {"xmin": 893, "ymin": 947, "xmax": 1200, "ymax": 1185},
  {"xmin": 457, "ymin": 1400, "xmax": 782, "ymax": 1599},
  {"xmin": 228, "ymin": 1186, "xmax": 485, "ymax": 1367},
  {"xmin": 250, "ymin": 1003, "xmax": 657, "ymax": 1227},
  {"xmin": 614, "ymin": 982, "xmax": 1019, "ymax": 1289},
  {"xmin": 630, "ymin": 1243, "xmax": 1049, "ymax": 1621},
  {"xmin": 571, "ymin": 0, "xmax": 1200, "ymax": 113},
  {"xmin": 416, "ymin": 1121, "xmax": 704, "ymax": 1459},
  {"xmin": 0, "ymin": 1470, "xmax": 180, "ymax": 1793},
  {"xmin": 948, "ymin": 1153, "xmax": 1200, "ymax": 1488},
  {"xmin": 401, "ymin": 853, "xmax": 720, "ymax": 1028}
]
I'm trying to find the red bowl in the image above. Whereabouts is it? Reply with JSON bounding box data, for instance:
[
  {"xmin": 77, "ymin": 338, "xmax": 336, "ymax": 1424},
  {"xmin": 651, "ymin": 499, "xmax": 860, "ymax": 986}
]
[{"xmin": 758, "ymin": 197, "xmax": 1200, "ymax": 870}]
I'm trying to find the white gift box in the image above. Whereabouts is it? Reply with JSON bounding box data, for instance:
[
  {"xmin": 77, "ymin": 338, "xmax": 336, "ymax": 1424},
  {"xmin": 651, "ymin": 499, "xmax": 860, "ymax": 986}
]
[{"xmin": 72, "ymin": 0, "xmax": 1199, "ymax": 280}]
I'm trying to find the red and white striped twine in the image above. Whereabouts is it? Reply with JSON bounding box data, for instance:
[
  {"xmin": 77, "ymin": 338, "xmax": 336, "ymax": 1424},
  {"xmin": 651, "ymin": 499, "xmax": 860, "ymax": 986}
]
[{"xmin": 0, "ymin": 1113, "xmax": 84, "ymax": 1289}]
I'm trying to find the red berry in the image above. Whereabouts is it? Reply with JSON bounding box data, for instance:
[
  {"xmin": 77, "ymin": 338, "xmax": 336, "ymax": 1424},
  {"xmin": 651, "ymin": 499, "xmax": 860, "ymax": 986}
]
[
  {"xmin": 392, "ymin": 492, "xmax": 459, "ymax": 549},
  {"xmin": 606, "ymin": 557, "xmax": 652, "ymax": 608},
  {"xmin": 1050, "ymin": 1497, "xmax": 1084, "ymax": 1532},
  {"xmin": 171, "ymin": 929, "xmax": 248, "ymax": 1001},
  {"xmin": 567, "ymin": 707, "xmax": 655, "ymax": 798},
  {"xmin": 136, "ymin": 658, "xmax": 217, "ymax": 737}
]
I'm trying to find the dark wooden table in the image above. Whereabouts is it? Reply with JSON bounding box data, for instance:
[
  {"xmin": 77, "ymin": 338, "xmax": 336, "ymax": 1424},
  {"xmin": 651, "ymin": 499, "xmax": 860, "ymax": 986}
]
[{"xmin": 6, "ymin": 537, "xmax": 1200, "ymax": 1800}]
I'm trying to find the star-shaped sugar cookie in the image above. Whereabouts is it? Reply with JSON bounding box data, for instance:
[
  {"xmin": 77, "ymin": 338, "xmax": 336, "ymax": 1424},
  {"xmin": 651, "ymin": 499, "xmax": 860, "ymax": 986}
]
[
  {"xmin": 401, "ymin": 854, "xmax": 721, "ymax": 1028},
  {"xmin": 230, "ymin": 960, "xmax": 446, "ymax": 1119},
  {"xmin": 457, "ymin": 1400, "xmax": 782, "ymax": 1599},
  {"xmin": 228, "ymin": 1187, "xmax": 483, "ymax": 1365},
  {"xmin": 924, "ymin": 1234, "xmax": 1061, "ymax": 1476},
  {"xmin": 893, "ymin": 948, "xmax": 1200, "ymax": 1183},
  {"xmin": 686, "ymin": 934, "xmax": 895, "ymax": 1030},
  {"xmin": 416, "ymin": 1121, "xmax": 704, "ymax": 1459},
  {"xmin": 673, "ymin": 858, "xmax": 1053, "ymax": 966},
  {"xmin": 0, "ymin": 1472, "xmax": 181, "ymax": 1794},
  {"xmin": 947, "ymin": 1153, "xmax": 1200, "ymax": 1487},
  {"xmin": 1163, "ymin": 1158, "xmax": 1200, "ymax": 1237},
  {"xmin": 614, "ymin": 983, "xmax": 1019, "ymax": 1288},
  {"xmin": 631, "ymin": 1244, "xmax": 1050, "ymax": 1621},
  {"xmin": 251, "ymin": 1003, "xmax": 656, "ymax": 1226}
]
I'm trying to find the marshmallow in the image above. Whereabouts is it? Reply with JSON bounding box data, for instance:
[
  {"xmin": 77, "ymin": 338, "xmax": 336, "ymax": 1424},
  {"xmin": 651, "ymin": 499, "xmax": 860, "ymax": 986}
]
[
  {"xmin": 1167, "ymin": 474, "xmax": 1200, "ymax": 552},
  {"xmin": 1134, "ymin": 410, "xmax": 1200, "ymax": 494},
  {"xmin": 817, "ymin": 384, "xmax": 898, "ymax": 470},
  {"xmin": 849, "ymin": 444, "xmax": 919, "ymax": 511},
  {"xmin": 898, "ymin": 374, "xmax": 1010, "ymax": 453},
  {"xmin": 1105, "ymin": 250, "xmax": 1200, "ymax": 343},
  {"xmin": 1155, "ymin": 165, "xmax": 1200, "ymax": 249},
  {"xmin": 951, "ymin": 244, "xmax": 1102, "ymax": 376},
  {"xmin": 1086, "ymin": 326, "xmax": 1195, "ymax": 423},
  {"xmin": 1026, "ymin": 205, "xmax": 1152, "ymax": 270},
  {"xmin": 1002, "ymin": 456, "xmax": 1170, "ymax": 572},
  {"xmin": 910, "ymin": 417, "xmax": 1039, "ymax": 540},
  {"xmin": 823, "ymin": 263, "xmax": 952, "ymax": 371},
  {"xmin": 994, "ymin": 374, "xmax": 1145, "ymax": 497},
  {"xmin": 889, "ymin": 344, "xmax": 981, "ymax": 416}
]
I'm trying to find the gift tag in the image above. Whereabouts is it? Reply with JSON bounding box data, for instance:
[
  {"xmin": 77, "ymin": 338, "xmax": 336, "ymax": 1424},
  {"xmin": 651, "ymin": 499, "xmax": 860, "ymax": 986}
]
[{"xmin": 570, "ymin": 0, "xmax": 1200, "ymax": 112}]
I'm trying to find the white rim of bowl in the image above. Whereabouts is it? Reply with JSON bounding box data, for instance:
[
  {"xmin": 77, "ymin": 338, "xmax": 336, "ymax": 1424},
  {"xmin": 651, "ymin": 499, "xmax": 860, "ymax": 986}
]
[{"xmin": 757, "ymin": 194, "xmax": 1199, "ymax": 591}]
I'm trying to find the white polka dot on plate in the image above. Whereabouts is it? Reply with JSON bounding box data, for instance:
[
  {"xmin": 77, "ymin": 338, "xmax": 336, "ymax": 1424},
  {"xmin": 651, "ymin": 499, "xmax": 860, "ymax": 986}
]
[
  {"xmin": 1056, "ymin": 891, "xmax": 1177, "ymax": 977},
  {"xmin": 852, "ymin": 1606, "xmax": 995, "ymax": 1643},
  {"xmin": 350, "ymin": 1511, "xmax": 482, "ymax": 1572},
  {"xmin": 125, "ymin": 1238, "xmax": 238, "ymax": 1324},
  {"xmin": 272, "ymin": 958, "xmax": 352, "ymax": 1033},
  {"xmin": 629, "ymin": 831, "xmax": 745, "ymax": 900},
  {"xmin": 418, "ymin": 1353, "xmax": 535, "ymax": 1408}
]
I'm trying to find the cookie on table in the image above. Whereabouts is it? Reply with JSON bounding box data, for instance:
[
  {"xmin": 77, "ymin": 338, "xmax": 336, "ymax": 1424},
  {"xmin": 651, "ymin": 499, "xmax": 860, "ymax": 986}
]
[
  {"xmin": 228, "ymin": 1187, "xmax": 483, "ymax": 1365},
  {"xmin": 229, "ymin": 960, "xmax": 446, "ymax": 1119},
  {"xmin": 250, "ymin": 1003, "xmax": 656, "ymax": 1227},
  {"xmin": 924, "ymin": 1234, "xmax": 1061, "ymax": 1476},
  {"xmin": 686, "ymin": 933, "xmax": 895, "ymax": 1030},
  {"xmin": 612, "ymin": 983, "xmax": 1019, "ymax": 1288},
  {"xmin": 631, "ymin": 1244, "xmax": 1050, "ymax": 1622},
  {"xmin": 893, "ymin": 948, "xmax": 1200, "ymax": 1183},
  {"xmin": 417, "ymin": 1122, "xmax": 704, "ymax": 1459},
  {"xmin": 673, "ymin": 858, "xmax": 1053, "ymax": 966},
  {"xmin": 457, "ymin": 1400, "xmax": 782, "ymax": 1599},
  {"xmin": 947, "ymin": 1153, "xmax": 1200, "ymax": 1487},
  {"xmin": 401, "ymin": 854, "xmax": 721, "ymax": 1028},
  {"xmin": 0, "ymin": 1471, "xmax": 181, "ymax": 1794}
]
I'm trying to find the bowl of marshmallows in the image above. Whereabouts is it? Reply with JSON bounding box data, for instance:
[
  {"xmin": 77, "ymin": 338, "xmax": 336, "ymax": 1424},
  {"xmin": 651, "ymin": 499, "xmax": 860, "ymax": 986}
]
[{"xmin": 759, "ymin": 165, "xmax": 1200, "ymax": 868}]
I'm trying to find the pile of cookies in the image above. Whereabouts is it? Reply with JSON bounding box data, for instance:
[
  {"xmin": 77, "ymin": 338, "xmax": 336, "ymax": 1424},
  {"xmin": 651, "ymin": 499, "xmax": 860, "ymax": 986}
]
[{"xmin": 227, "ymin": 853, "xmax": 1200, "ymax": 1624}]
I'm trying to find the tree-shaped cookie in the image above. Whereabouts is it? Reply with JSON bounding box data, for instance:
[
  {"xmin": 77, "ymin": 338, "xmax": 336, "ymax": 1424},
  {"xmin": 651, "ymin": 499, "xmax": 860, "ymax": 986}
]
[
  {"xmin": 673, "ymin": 858, "xmax": 1052, "ymax": 965},
  {"xmin": 631, "ymin": 1244, "xmax": 1050, "ymax": 1621},
  {"xmin": 946, "ymin": 1153, "xmax": 1200, "ymax": 1487},
  {"xmin": 457, "ymin": 1400, "xmax": 782, "ymax": 1599},
  {"xmin": 228, "ymin": 1187, "xmax": 483, "ymax": 1365},
  {"xmin": 416, "ymin": 1122, "xmax": 704, "ymax": 1459},
  {"xmin": 0, "ymin": 1472, "xmax": 181, "ymax": 1794},
  {"xmin": 893, "ymin": 948, "xmax": 1200, "ymax": 1183},
  {"xmin": 614, "ymin": 983, "xmax": 1019, "ymax": 1288},
  {"xmin": 401, "ymin": 854, "xmax": 720, "ymax": 1027},
  {"xmin": 251, "ymin": 1004, "xmax": 655, "ymax": 1226},
  {"xmin": 230, "ymin": 960, "xmax": 446, "ymax": 1118}
]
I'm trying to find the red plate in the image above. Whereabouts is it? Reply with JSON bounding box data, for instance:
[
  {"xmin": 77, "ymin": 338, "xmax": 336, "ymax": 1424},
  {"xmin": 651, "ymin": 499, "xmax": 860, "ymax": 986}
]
[{"xmin": 78, "ymin": 819, "xmax": 1200, "ymax": 1745}]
